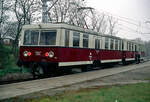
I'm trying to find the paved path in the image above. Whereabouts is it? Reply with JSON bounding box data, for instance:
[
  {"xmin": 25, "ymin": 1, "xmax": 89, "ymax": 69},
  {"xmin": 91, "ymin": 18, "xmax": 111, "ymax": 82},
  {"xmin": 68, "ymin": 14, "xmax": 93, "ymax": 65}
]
[{"xmin": 0, "ymin": 62, "xmax": 150, "ymax": 100}]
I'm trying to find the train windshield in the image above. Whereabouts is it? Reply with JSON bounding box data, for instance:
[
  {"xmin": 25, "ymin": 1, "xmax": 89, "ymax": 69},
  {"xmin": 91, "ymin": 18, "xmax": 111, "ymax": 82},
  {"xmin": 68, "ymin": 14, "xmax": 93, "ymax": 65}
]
[
  {"xmin": 23, "ymin": 30, "xmax": 57, "ymax": 45},
  {"xmin": 24, "ymin": 30, "xmax": 39, "ymax": 45},
  {"xmin": 39, "ymin": 31, "xmax": 56, "ymax": 45}
]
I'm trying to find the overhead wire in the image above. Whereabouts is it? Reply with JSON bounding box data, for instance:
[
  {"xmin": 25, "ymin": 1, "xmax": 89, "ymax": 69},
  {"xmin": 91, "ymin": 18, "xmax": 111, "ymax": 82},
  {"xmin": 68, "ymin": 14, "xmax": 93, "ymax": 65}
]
[
  {"xmin": 118, "ymin": 24, "xmax": 138, "ymax": 33},
  {"xmin": 78, "ymin": 7, "xmax": 150, "ymax": 37},
  {"xmin": 97, "ymin": 9, "xmax": 150, "ymax": 30}
]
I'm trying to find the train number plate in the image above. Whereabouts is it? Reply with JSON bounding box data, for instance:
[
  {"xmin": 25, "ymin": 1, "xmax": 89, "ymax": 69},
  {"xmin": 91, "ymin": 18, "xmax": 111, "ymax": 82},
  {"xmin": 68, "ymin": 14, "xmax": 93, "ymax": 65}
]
[{"xmin": 35, "ymin": 51, "xmax": 41, "ymax": 56}]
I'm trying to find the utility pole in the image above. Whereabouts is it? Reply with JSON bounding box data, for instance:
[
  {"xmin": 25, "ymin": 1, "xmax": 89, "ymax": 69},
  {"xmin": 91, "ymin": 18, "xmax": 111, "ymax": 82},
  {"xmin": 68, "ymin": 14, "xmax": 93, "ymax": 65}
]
[
  {"xmin": 77, "ymin": 7, "xmax": 94, "ymax": 28},
  {"xmin": 42, "ymin": 0, "xmax": 59, "ymax": 23},
  {"xmin": 42, "ymin": 0, "xmax": 48, "ymax": 23}
]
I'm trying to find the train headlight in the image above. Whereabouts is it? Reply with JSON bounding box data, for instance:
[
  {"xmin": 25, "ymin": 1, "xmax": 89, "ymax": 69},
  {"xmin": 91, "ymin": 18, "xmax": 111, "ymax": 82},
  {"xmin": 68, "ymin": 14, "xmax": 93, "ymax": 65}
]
[
  {"xmin": 27, "ymin": 52, "xmax": 32, "ymax": 56},
  {"xmin": 45, "ymin": 52, "xmax": 49, "ymax": 57},
  {"xmin": 49, "ymin": 51, "xmax": 54, "ymax": 58},
  {"xmin": 23, "ymin": 51, "xmax": 28, "ymax": 57},
  {"xmin": 23, "ymin": 51, "xmax": 32, "ymax": 57}
]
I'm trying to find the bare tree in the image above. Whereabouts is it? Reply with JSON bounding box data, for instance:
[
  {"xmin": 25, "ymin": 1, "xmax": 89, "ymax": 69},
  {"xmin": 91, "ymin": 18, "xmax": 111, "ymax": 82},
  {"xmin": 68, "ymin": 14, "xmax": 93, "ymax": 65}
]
[
  {"xmin": 2, "ymin": 22, "xmax": 17, "ymax": 39},
  {"xmin": 108, "ymin": 16, "xmax": 118, "ymax": 36},
  {"xmin": 88, "ymin": 14, "xmax": 118, "ymax": 35},
  {"xmin": 46, "ymin": 0, "xmax": 87, "ymax": 26},
  {"xmin": 44, "ymin": 0, "xmax": 118, "ymax": 36},
  {"xmin": 12, "ymin": 0, "xmax": 38, "ymax": 56},
  {"xmin": 96, "ymin": 14, "xmax": 107, "ymax": 34},
  {"xmin": 0, "ymin": 0, "xmax": 11, "ymax": 46},
  {"xmin": 88, "ymin": 11, "xmax": 108, "ymax": 34}
]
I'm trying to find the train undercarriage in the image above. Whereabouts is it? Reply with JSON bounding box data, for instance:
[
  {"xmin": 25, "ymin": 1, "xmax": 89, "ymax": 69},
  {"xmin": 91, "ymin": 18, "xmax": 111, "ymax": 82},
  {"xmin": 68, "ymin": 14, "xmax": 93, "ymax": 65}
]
[{"xmin": 17, "ymin": 56, "xmax": 141, "ymax": 78}]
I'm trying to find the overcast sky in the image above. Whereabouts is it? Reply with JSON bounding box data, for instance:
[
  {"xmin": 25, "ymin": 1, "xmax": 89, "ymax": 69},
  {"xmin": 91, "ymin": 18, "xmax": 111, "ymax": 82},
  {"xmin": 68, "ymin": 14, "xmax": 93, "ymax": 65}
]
[{"xmin": 86, "ymin": 0, "xmax": 150, "ymax": 41}]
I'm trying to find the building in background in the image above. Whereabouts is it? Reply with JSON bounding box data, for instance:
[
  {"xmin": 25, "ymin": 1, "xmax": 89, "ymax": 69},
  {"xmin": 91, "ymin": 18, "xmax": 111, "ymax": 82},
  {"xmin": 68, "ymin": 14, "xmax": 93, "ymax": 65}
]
[{"xmin": 2, "ymin": 36, "xmax": 14, "ymax": 45}]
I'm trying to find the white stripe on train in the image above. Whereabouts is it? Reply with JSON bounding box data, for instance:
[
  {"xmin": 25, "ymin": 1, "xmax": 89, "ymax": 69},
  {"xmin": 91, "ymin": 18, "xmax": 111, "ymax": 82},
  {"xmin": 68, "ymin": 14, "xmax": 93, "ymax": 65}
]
[{"xmin": 59, "ymin": 58, "xmax": 135, "ymax": 66}]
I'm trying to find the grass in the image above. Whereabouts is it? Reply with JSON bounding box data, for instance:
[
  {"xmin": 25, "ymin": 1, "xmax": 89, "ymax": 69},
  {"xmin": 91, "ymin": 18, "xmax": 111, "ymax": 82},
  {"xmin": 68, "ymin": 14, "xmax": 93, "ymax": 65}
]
[
  {"xmin": 0, "ymin": 46, "xmax": 29, "ymax": 77},
  {"xmin": 144, "ymin": 78, "xmax": 150, "ymax": 80},
  {"xmin": 2, "ymin": 83, "xmax": 150, "ymax": 102}
]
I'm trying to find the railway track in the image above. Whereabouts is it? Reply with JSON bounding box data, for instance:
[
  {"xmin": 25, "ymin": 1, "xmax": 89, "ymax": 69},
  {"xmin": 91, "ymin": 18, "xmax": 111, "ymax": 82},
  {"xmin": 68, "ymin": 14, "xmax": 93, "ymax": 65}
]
[
  {"xmin": 0, "ymin": 62, "xmax": 139, "ymax": 85},
  {"xmin": 0, "ymin": 61, "xmax": 149, "ymax": 100}
]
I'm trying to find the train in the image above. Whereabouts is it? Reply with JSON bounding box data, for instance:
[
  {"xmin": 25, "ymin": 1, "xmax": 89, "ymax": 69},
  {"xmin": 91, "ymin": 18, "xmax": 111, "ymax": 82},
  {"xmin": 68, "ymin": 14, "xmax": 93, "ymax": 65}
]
[{"xmin": 17, "ymin": 23, "xmax": 145, "ymax": 77}]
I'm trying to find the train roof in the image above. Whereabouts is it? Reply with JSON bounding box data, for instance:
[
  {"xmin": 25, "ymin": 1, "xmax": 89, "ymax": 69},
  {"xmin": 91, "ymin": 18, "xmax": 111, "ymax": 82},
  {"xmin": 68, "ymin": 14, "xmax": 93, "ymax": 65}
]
[
  {"xmin": 22, "ymin": 23, "xmax": 144, "ymax": 45},
  {"xmin": 23, "ymin": 23, "xmax": 99, "ymax": 35},
  {"xmin": 23, "ymin": 23, "xmax": 121, "ymax": 38}
]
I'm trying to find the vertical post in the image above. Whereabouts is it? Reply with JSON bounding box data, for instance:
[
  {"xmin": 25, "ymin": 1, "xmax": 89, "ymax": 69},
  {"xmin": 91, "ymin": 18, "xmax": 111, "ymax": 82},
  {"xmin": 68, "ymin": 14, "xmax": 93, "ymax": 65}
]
[{"xmin": 42, "ymin": 0, "xmax": 48, "ymax": 23}]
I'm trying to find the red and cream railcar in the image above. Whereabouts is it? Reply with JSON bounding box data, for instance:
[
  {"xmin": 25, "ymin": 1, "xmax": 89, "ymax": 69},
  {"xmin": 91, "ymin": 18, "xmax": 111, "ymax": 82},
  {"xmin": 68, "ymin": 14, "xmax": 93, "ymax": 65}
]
[{"xmin": 17, "ymin": 23, "xmax": 145, "ymax": 76}]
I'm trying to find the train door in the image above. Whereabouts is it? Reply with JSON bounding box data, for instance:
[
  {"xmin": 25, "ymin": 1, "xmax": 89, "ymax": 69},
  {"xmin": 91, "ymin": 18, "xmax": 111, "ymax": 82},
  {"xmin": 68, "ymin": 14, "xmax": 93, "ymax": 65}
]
[
  {"xmin": 122, "ymin": 40, "xmax": 126, "ymax": 64},
  {"xmin": 91, "ymin": 36, "xmax": 101, "ymax": 67},
  {"xmin": 95, "ymin": 38, "xmax": 100, "ymax": 58}
]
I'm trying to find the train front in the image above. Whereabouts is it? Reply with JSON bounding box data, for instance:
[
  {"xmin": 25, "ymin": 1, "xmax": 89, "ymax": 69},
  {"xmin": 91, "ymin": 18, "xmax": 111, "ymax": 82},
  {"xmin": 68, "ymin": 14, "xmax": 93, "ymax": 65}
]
[{"xmin": 17, "ymin": 24, "xmax": 59, "ymax": 77}]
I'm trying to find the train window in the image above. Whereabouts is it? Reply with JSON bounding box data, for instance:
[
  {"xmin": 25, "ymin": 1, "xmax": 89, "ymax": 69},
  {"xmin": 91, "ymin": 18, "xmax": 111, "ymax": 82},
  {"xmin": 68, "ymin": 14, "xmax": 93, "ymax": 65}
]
[
  {"xmin": 73, "ymin": 32, "xmax": 80, "ymax": 47},
  {"xmin": 127, "ymin": 42, "xmax": 129, "ymax": 51},
  {"xmin": 105, "ymin": 37, "xmax": 109, "ymax": 49},
  {"xmin": 122, "ymin": 41, "xmax": 124, "ymax": 50},
  {"xmin": 40, "ymin": 31, "xmax": 56, "ymax": 45},
  {"xmin": 132, "ymin": 44, "xmax": 134, "ymax": 51},
  {"xmin": 65, "ymin": 30, "xmax": 70, "ymax": 47},
  {"xmin": 119, "ymin": 40, "xmax": 121, "ymax": 50},
  {"xmin": 95, "ymin": 38, "xmax": 100, "ymax": 49},
  {"xmin": 128, "ymin": 43, "xmax": 130, "ymax": 51},
  {"xmin": 115, "ymin": 40, "xmax": 118, "ymax": 50},
  {"xmin": 128, "ymin": 42, "xmax": 130, "ymax": 51},
  {"xmin": 83, "ymin": 34, "xmax": 89, "ymax": 48},
  {"xmin": 129, "ymin": 43, "xmax": 131, "ymax": 51},
  {"xmin": 110, "ymin": 39, "xmax": 114, "ymax": 50},
  {"xmin": 135, "ymin": 45, "xmax": 137, "ymax": 52},
  {"xmin": 24, "ymin": 30, "xmax": 39, "ymax": 45},
  {"xmin": 130, "ymin": 43, "xmax": 132, "ymax": 51}
]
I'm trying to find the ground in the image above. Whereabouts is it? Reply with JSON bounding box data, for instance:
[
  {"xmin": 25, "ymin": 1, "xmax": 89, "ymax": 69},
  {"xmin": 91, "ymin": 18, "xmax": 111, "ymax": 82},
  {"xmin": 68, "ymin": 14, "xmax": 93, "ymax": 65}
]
[
  {"xmin": 1, "ymin": 62, "xmax": 150, "ymax": 102},
  {"xmin": 5, "ymin": 83, "xmax": 150, "ymax": 102}
]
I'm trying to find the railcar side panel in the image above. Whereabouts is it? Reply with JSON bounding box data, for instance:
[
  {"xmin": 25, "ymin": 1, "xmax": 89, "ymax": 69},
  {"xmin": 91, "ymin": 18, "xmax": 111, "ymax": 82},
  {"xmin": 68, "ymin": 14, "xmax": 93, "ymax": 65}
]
[
  {"xmin": 20, "ymin": 46, "xmax": 125, "ymax": 65},
  {"xmin": 99, "ymin": 50, "xmax": 122, "ymax": 60}
]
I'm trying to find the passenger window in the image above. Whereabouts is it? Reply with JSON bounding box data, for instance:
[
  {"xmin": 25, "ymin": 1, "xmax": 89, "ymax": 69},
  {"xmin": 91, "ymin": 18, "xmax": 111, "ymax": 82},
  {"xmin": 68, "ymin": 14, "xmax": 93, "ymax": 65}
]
[
  {"xmin": 65, "ymin": 30, "xmax": 70, "ymax": 47},
  {"xmin": 83, "ymin": 34, "xmax": 89, "ymax": 48},
  {"xmin": 105, "ymin": 37, "xmax": 109, "ymax": 49},
  {"xmin": 110, "ymin": 39, "xmax": 114, "ymax": 50},
  {"xmin": 40, "ymin": 31, "xmax": 56, "ymax": 45},
  {"xmin": 115, "ymin": 40, "xmax": 118, "ymax": 50},
  {"xmin": 127, "ymin": 42, "xmax": 129, "ymax": 51},
  {"xmin": 119, "ymin": 40, "xmax": 121, "ymax": 50},
  {"xmin": 131, "ymin": 43, "xmax": 133, "ymax": 51},
  {"xmin": 95, "ymin": 38, "xmax": 100, "ymax": 49},
  {"xmin": 129, "ymin": 43, "xmax": 131, "ymax": 51},
  {"xmin": 24, "ymin": 30, "xmax": 39, "ymax": 45},
  {"xmin": 73, "ymin": 32, "xmax": 80, "ymax": 47},
  {"xmin": 132, "ymin": 44, "xmax": 134, "ymax": 51},
  {"xmin": 135, "ymin": 45, "xmax": 137, "ymax": 52},
  {"xmin": 122, "ymin": 41, "xmax": 124, "ymax": 50}
]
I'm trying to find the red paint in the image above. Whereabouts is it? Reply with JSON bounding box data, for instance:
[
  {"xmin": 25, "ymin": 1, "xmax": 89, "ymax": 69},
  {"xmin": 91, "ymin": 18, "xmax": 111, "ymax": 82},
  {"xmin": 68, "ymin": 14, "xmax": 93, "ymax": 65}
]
[
  {"xmin": 45, "ymin": 52, "xmax": 49, "ymax": 57},
  {"xmin": 99, "ymin": 50, "xmax": 122, "ymax": 60},
  {"xmin": 124, "ymin": 51, "xmax": 135, "ymax": 59},
  {"xmin": 19, "ymin": 46, "xmax": 136, "ymax": 63},
  {"xmin": 27, "ymin": 52, "xmax": 32, "ymax": 56}
]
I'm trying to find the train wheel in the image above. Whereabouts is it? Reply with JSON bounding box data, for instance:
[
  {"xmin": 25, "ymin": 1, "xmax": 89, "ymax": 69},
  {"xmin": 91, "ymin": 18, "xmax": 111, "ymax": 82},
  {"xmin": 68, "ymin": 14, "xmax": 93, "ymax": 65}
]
[
  {"xmin": 32, "ymin": 66, "xmax": 44, "ymax": 78},
  {"xmin": 93, "ymin": 60, "xmax": 101, "ymax": 69},
  {"xmin": 81, "ymin": 67, "xmax": 87, "ymax": 72},
  {"xmin": 81, "ymin": 64, "xmax": 92, "ymax": 72}
]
